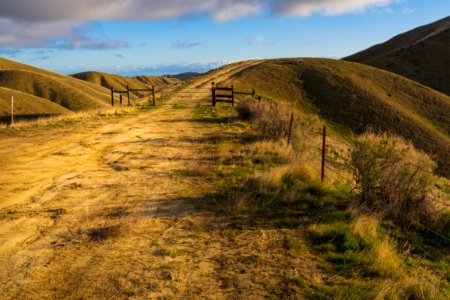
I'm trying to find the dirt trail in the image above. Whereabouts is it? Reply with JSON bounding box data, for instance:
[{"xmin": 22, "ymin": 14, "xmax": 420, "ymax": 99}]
[{"xmin": 1, "ymin": 60, "xmax": 292, "ymax": 298}]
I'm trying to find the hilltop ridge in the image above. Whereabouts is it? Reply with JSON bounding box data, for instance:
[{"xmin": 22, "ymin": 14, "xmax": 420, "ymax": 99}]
[{"xmin": 344, "ymin": 16, "xmax": 450, "ymax": 96}]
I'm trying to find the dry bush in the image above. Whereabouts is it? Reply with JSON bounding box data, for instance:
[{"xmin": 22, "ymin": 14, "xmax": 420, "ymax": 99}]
[
  {"xmin": 237, "ymin": 97, "xmax": 293, "ymax": 139},
  {"xmin": 351, "ymin": 132, "xmax": 438, "ymax": 225},
  {"xmin": 183, "ymin": 160, "xmax": 212, "ymax": 177},
  {"xmin": 58, "ymin": 222, "xmax": 122, "ymax": 244}
]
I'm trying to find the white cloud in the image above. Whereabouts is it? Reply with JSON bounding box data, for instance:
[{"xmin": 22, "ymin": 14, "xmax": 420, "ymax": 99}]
[
  {"xmin": 402, "ymin": 7, "xmax": 414, "ymax": 15},
  {"xmin": 245, "ymin": 36, "xmax": 273, "ymax": 46},
  {"xmin": 170, "ymin": 40, "xmax": 202, "ymax": 49},
  {"xmin": 0, "ymin": 0, "xmax": 398, "ymax": 49},
  {"xmin": 275, "ymin": 0, "xmax": 394, "ymax": 17},
  {"xmin": 213, "ymin": 1, "xmax": 264, "ymax": 22}
]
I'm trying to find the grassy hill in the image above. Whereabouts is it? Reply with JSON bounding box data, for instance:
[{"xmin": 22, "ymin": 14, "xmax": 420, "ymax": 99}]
[
  {"xmin": 0, "ymin": 87, "xmax": 71, "ymax": 122},
  {"xmin": 0, "ymin": 57, "xmax": 111, "ymax": 117},
  {"xmin": 71, "ymin": 71, "xmax": 180, "ymax": 100},
  {"xmin": 226, "ymin": 58, "xmax": 450, "ymax": 176},
  {"xmin": 344, "ymin": 16, "xmax": 450, "ymax": 96}
]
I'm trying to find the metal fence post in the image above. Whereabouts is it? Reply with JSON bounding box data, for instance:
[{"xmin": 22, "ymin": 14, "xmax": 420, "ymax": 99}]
[{"xmin": 321, "ymin": 126, "xmax": 326, "ymax": 185}]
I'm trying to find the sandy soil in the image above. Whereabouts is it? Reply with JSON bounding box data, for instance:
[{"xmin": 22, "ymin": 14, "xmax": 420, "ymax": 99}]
[{"xmin": 0, "ymin": 60, "xmax": 323, "ymax": 299}]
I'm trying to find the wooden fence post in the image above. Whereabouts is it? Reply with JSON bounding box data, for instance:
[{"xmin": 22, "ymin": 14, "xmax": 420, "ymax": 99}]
[
  {"xmin": 231, "ymin": 85, "xmax": 235, "ymax": 107},
  {"xmin": 152, "ymin": 85, "xmax": 156, "ymax": 106},
  {"xmin": 321, "ymin": 126, "xmax": 326, "ymax": 185},
  {"xmin": 126, "ymin": 85, "xmax": 130, "ymax": 106},
  {"xmin": 211, "ymin": 82, "xmax": 216, "ymax": 107},
  {"xmin": 120, "ymin": 94, "xmax": 123, "ymax": 106},
  {"xmin": 111, "ymin": 88, "xmax": 114, "ymax": 106},
  {"xmin": 10, "ymin": 96, "xmax": 14, "ymax": 127},
  {"xmin": 287, "ymin": 112, "xmax": 294, "ymax": 146}
]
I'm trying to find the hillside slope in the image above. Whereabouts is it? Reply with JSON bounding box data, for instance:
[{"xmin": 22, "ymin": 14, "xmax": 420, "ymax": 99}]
[
  {"xmin": 0, "ymin": 57, "xmax": 111, "ymax": 115},
  {"xmin": 71, "ymin": 71, "xmax": 180, "ymax": 99},
  {"xmin": 344, "ymin": 16, "xmax": 450, "ymax": 96},
  {"xmin": 0, "ymin": 87, "xmax": 71, "ymax": 121},
  {"xmin": 227, "ymin": 58, "xmax": 450, "ymax": 176}
]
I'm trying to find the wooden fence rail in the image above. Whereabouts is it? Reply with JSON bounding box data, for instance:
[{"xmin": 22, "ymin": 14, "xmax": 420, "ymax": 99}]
[
  {"xmin": 111, "ymin": 85, "xmax": 156, "ymax": 107},
  {"xmin": 211, "ymin": 82, "xmax": 256, "ymax": 107}
]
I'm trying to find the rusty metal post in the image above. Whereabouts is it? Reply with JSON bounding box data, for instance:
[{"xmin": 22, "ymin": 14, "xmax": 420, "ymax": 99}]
[
  {"xmin": 287, "ymin": 112, "xmax": 294, "ymax": 146},
  {"xmin": 321, "ymin": 126, "xmax": 326, "ymax": 185}
]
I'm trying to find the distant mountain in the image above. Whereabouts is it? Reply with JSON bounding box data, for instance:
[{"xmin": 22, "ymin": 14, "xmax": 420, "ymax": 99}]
[
  {"xmin": 165, "ymin": 72, "xmax": 201, "ymax": 81},
  {"xmin": 344, "ymin": 16, "xmax": 450, "ymax": 96},
  {"xmin": 0, "ymin": 57, "xmax": 110, "ymax": 118},
  {"xmin": 228, "ymin": 58, "xmax": 450, "ymax": 176}
]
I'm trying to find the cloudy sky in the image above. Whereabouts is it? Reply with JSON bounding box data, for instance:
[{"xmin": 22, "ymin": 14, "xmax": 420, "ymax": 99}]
[{"xmin": 0, "ymin": 0, "xmax": 448, "ymax": 75}]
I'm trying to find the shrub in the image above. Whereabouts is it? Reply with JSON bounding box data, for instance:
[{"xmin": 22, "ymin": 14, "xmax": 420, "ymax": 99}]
[
  {"xmin": 351, "ymin": 132, "xmax": 438, "ymax": 225},
  {"xmin": 236, "ymin": 97, "xmax": 292, "ymax": 139}
]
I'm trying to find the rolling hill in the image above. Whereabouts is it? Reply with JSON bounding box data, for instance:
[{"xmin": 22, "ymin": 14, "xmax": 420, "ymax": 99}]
[
  {"xmin": 226, "ymin": 58, "xmax": 450, "ymax": 176},
  {"xmin": 344, "ymin": 16, "xmax": 450, "ymax": 96},
  {"xmin": 71, "ymin": 71, "xmax": 180, "ymax": 100},
  {"xmin": 0, "ymin": 57, "xmax": 111, "ymax": 117},
  {"xmin": 0, "ymin": 87, "xmax": 72, "ymax": 123}
]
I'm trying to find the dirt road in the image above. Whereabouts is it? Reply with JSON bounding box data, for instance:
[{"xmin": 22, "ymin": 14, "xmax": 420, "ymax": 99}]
[{"xmin": 2, "ymin": 60, "xmax": 307, "ymax": 299}]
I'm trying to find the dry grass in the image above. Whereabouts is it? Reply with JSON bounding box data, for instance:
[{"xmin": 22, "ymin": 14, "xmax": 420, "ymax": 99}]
[
  {"xmin": 352, "ymin": 215, "xmax": 403, "ymax": 278},
  {"xmin": 0, "ymin": 106, "xmax": 137, "ymax": 129},
  {"xmin": 237, "ymin": 96, "xmax": 294, "ymax": 139}
]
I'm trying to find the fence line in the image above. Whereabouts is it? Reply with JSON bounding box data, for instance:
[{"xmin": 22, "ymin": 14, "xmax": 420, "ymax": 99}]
[{"xmin": 110, "ymin": 84, "xmax": 156, "ymax": 107}]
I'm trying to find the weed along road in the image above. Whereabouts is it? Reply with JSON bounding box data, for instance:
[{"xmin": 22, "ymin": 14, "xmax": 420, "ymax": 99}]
[{"xmin": 1, "ymin": 61, "xmax": 295, "ymax": 298}]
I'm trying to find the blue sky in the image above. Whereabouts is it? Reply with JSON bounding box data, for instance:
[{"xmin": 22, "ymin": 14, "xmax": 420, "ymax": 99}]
[{"xmin": 0, "ymin": 0, "xmax": 449, "ymax": 76}]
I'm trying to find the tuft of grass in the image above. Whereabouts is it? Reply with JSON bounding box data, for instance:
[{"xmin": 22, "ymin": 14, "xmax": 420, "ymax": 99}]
[
  {"xmin": 172, "ymin": 102, "xmax": 187, "ymax": 109},
  {"xmin": 153, "ymin": 246, "xmax": 181, "ymax": 258},
  {"xmin": 58, "ymin": 222, "xmax": 122, "ymax": 244},
  {"xmin": 308, "ymin": 215, "xmax": 403, "ymax": 279}
]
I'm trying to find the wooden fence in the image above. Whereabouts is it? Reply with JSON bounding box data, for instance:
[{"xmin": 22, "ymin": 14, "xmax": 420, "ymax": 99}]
[
  {"xmin": 111, "ymin": 85, "xmax": 156, "ymax": 107},
  {"xmin": 211, "ymin": 82, "xmax": 255, "ymax": 107}
]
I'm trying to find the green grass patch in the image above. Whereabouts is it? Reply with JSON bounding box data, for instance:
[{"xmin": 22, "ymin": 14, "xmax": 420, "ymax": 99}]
[{"xmin": 172, "ymin": 102, "xmax": 187, "ymax": 109}]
